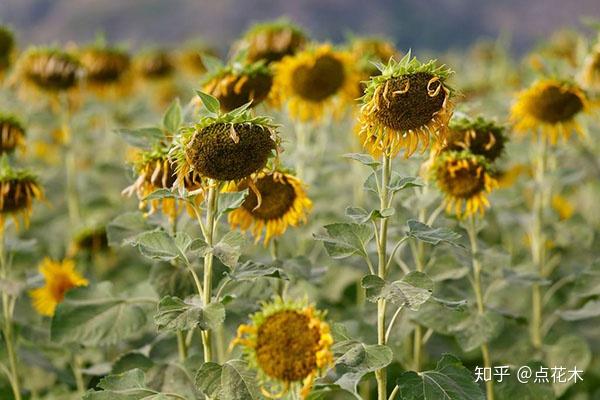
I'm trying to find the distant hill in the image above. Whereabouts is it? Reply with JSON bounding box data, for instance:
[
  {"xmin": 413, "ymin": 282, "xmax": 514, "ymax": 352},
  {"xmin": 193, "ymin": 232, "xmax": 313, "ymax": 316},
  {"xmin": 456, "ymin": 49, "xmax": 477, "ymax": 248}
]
[{"xmin": 1, "ymin": 0, "xmax": 599, "ymax": 54}]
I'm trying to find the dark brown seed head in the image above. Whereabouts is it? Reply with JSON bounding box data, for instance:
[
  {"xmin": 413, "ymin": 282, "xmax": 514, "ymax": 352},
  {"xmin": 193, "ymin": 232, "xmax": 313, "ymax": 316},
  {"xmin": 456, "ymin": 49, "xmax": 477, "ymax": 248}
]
[
  {"xmin": 0, "ymin": 27, "xmax": 15, "ymax": 71},
  {"xmin": 0, "ymin": 179, "xmax": 39, "ymax": 213},
  {"xmin": 207, "ymin": 72, "xmax": 273, "ymax": 112},
  {"xmin": 247, "ymin": 29, "xmax": 306, "ymax": 64},
  {"xmin": 81, "ymin": 48, "xmax": 130, "ymax": 84},
  {"xmin": 0, "ymin": 118, "xmax": 25, "ymax": 154},
  {"xmin": 139, "ymin": 52, "xmax": 174, "ymax": 79},
  {"xmin": 255, "ymin": 310, "xmax": 320, "ymax": 382},
  {"xmin": 241, "ymin": 174, "xmax": 296, "ymax": 219},
  {"xmin": 526, "ymin": 85, "xmax": 584, "ymax": 124},
  {"xmin": 373, "ymin": 72, "xmax": 446, "ymax": 132},
  {"xmin": 445, "ymin": 126, "xmax": 505, "ymax": 162},
  {"xmin": 291, "ymin": 54, "xmax": 345, "ymax": 102},
  {"xmin": 186, "ymin": 122, "xmax": 276, "ymax": 181},
  {"xmin": 23, "ymin": 51, "xmax": 80, "ymax": 91},
  {"xmin": 437, "ymin": 159, "xmax": 486, "ymax": 199}
]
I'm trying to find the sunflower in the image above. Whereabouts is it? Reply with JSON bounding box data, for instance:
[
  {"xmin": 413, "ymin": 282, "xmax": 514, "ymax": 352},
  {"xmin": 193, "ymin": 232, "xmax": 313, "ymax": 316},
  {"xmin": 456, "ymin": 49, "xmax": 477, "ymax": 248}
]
[
  {"xmin": 79, "ymin": 44, "xmax": 131, "ymax": 93},
  {"xmin": 202, "ymin": 61, "xmax": 273, "ymax": 112},
  {"xmin": 178, "ymin": 44, "xmax": 217, "ymax": 76},
  {"xmin": 135, "ymin": 50, "xmax": 174, "ymax": 81},
  {"xmin": 227, "ymin": 170, "xmax": 312, "ymax": 245},
  {"xmin": 232, "ymin": 298, "xmax": 333, "ymax": 398},
  {"xmin": 30, "ymin": 258, "xmax": 88, "ymax": 317},
  {"xmin": 0, "ymin": 160, "xmax": 43, "ymax": 229},
  {"xmin": 0, "ymin": 26, "xmax": 15, "ymax": 76},
  {"xmin": 349, "ymin": 36, "xmax": 399, "ymax": 93},
  {"xmin": 431, "ymin": 151, "xmax": 497, "ymax": 218},
  {"xmin": 444, "ymin": 115, "xmax": 506, "ymax": 162},
  {"xmin": 358, "ymin": 52, "xmax": 454, "ymax": 158},
  {"xmin": 270, "ymin": 44, "xmax": 359, "ymax": 122},
  {"xmin": 239, "ymin": 19, "xmax": 307, "ymax": 64},
  {"xmin": 581, "ymin": 43, "xmax": 600, "ymax": 91},
  {"xmin": 551, "ymin": 194, "xmax": 574, "ymax": 220},
  {"xmin": 122, "ymin": 145, "xmax": 203, "ymax": 222},
  {"xmin": 17, "ymin": 47, "xmax": 81, "ymax": 93},
  {"xmin": 173, "ymin": 93, "xmax": 280, "ymax": 189},
  {"xmin": 71, "ymin": 224, "xmax": 109, "ymax": 255},
  {"xmin": 0, "ymin": 113, "xmax": 26, "ymax": 154},
  {"xmin": 511, "ymin": 79, "xmax": 589, "ymax": 144}
]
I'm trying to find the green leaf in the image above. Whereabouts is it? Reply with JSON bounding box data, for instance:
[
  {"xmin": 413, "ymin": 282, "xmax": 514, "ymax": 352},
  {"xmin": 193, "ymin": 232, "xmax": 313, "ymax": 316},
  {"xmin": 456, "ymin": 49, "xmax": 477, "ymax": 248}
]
[
  {"xmin": 362, "ymin": 271, "xmax": 434, "ymax": 311},
  {"xmin": 396, "ymin": 354, "xmax": 484, "ymax": 400},
  {"xmin": 115, "ymin": 127, "xmax": 164, "ymax": 149},
  {"xmin": 154, "ymin": 296, "xmax": 225, "ymax": 331},
  {"xmin": 407, "ymin": 219, "xmax": 462, "ymax": 246},
  {"xmin": 315, "ymin": 223, "xmax": 373, "ymax": 260},
  {"xmin": 142, "ymin": 188, "xmax": 188, "ymax": 202},
  {"xmin": 414, "ymin": 301, "xmax": 470, "ymax": 335},
  {"xmin": 546, "ymin": 335, "xmax": 591, "ymax": 396},
  {"xmin": 560, "ymin": 300, "xmax": 600, "ymax": 321},
  {"xmin": 162, "ymin": 98, "xmax": 182, "ymax": 133},
  {"xmin": 452, "ymin": 311, "xmax": 504, "ymax": 352},
  {"xmin": 495, "ymin": 362, "xmax": 555, "ymax": 400},
  {"xmin": 306, "ymin": 385, "xmax": 356, "ymax": 400},
  {"xmin": 129, "ymin": 230, "xmax": 207, "ymax": 263},
  {"xmin": 332, "ymin": 339, "xmax": 393, "ymax": 394},
  {"xmin": 388, "ymin": 175, "xmax": 423, "ymax": 193},
  {"xmin": 218, "ymin": 190, "xmax": 249, "ymax": 218},
  {"xmin": 112, "ymin": 353, "xmax": 154, "ymax": 374},
  {"xmin": 213, "ymin": 231, "xmax": 246, "ymax": 268},
  {"xmin": 342, "ymin": 153, "xmax": 380, "ymax": 169},
  {"xmin": 107, "ymin": 212, "xmax": 152, "ymax": 247},
  {"xmin": 149, "ymin": 263, "xmax": 198, "ymax": 298},
  {"xmin": 195, "ymin": 362, "xmax": 222, "ymax": 398},
  {"xmin": 345, "ymin": 206, "xmax": 394, "ymax": 223},
  {"xmin": 220, "ymin": 359, "xmax": 260, "ymax": 400},
  {"xmin": 227, "ymin": 260, "xmax": 282, "ymax": 281},
  {"xmin": 51, "ymin": 282, "xmax": 150, "ymax": 346},
  {"xmin": 196, "ymin": 90, "xmax": 221, "ymax": 114}
]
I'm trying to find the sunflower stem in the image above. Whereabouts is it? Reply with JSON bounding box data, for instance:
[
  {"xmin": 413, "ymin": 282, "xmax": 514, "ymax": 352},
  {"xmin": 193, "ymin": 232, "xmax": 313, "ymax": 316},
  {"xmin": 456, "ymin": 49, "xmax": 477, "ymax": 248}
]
[
  {"xmin": 0, "ymin": 224, "xmax": 22, "ymax": 400},
  {"xmin": 201, "ymin": 183, "xmax": 219, "ymax": 363},
  {"xmin": 71, "ymin": 354, "xmax": 85, "ymax": 395},
  {"xmin": 375, "ymin": 154, "xmax": 391, "ymax": 400},
  {"xmin": 59, "ymin": 94, "xmax": 81, "ymax": 228},
  {"xmin": 531, "ymin": 134, "xmax": 548, "ymax": 350},
  {"xmin": 467, "ymin": 215, "xmax": 494, "ymax": 400}
]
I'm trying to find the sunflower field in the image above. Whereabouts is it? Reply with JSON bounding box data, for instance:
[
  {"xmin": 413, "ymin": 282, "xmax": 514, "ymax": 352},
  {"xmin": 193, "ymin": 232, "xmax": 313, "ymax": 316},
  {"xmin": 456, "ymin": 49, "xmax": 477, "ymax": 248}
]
[{"xmin": 0, "ymin": 13, "xmax": 599, "ymax": 400}]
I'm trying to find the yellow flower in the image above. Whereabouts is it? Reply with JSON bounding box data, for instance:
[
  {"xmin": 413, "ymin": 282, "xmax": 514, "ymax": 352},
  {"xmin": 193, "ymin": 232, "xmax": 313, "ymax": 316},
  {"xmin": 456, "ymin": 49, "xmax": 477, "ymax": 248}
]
[
  {"xmin": 0, "ymin": 114, "xmax": 26, "ymax": 154},
  {"xmin": 358, "ymin": 52, "xmax": 454, "ymax": 158},
  {"xmin": 135, "ymin": 50, "xmax": 174, "ymax": 81},
  {"xmin": 270, "ymin": 44, "xmax": 359, "ymax": 122},
  {"xmin": 79, "ymin": 45, "xmax": 132, "ymax": 96},
  {"xmin": 240, "ymin": 19, "xmax": 308, "ymax": 64},
  {"xmin": 444, "ymin": 115, "xmax": 506, "ymax": 162},
  {"xmin": 17, "ymin": 47, "xmax": 81, "ymax": 93},
  {"xmin": 0, "ymin": 163, "xmax": 43, "ymax": 229},
  {"xmin": 231, "ymin": 298, "xmax": 333, "ymax": 399},
  {"xmin": 551, "ymin": 194, "xmax": 574, "ymax": 220},
  {"xmin": 581, "ymin": 43, "xmax": 600, "ymax": 91},
  {"xmin": 227, "ymin": 170, "xmax": 312, "ymax": 245},
  {"xmin": 431, "ymin": 151, "xmax": 497, "ymax": 218},
  {"xmin": 511, "ymin": 79, "xmax": 589, "ymax": 144},
  {"xmin": 30, "ymin": 258, "xmax": 88, "ymax": 317}
]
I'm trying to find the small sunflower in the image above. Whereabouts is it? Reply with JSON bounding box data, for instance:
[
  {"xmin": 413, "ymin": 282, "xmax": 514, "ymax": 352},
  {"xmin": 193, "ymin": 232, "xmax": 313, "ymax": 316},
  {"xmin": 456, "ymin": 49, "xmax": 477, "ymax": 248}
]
[
  {"xmin": 79, "ymin": 45, "xmax": 131, "ymax": 92},
  {"xmin": 551, "ymin": 194, "xmax": 574, "ymax": 220},
  {"xmin": 0, "ymin": 113, "xmax": 26, "ymax": 154},
  {"xmin": 17, "ymin": 47, "xmax": 81, "ymax": 93},
  {"xmin": 444, "ymin": 115, "xmax": 506, "ymax": 162},
  {"xmin": 0, "ymin": 26, "xmax": 15, "ymax": 75},
  {"xmin": 202, "ymin": 61, "xmax": 273, "ymax": 112},
  {"xmin": 239, "ymin": 19, "xmax": 307, "ymax": 64},
  {"xmin": 358, "ymin": 52, "xmax": 454, "ymax": 158},
  {"xmin": 136, "ymin": 50, "xmax": 174, "ymax": 81},
  {"xmin": 71, "ymin": 225, "xmax": 109, "ymax": 255},
  {"xmin": 581, "ymin": 43, "xmax": 600, "ymax": 91},
  {"xmin": 122, "ymin": 145, "xmax": 203, "ymax": 222},
  {"xmin": 173, "ymin": 93, "xmax": 280, "ymax": 186},
  {"xmin": 0, "ymin": 160, "xmax": 43, "ymax": 228},
  {"xmin": 431, "ymin": 151, "xmax": 497, "ymax": 218},
  {"xmin": 227, "ymin": 170, "xmax": 312, "ymax": 245},
  {"xmin": 30, "ymin": 258, "xmax": 88, "ymax": 317},
  {"xmin": 271, "ymin": 44, "xmax": 359, "ymax": 122},
  {"xmin": 232, "ymin": 298, "xmax": 333, "ymax": 398},
  {"xmin": 511, "ymin": 79, "xmax": 589, "ymax": 144}
]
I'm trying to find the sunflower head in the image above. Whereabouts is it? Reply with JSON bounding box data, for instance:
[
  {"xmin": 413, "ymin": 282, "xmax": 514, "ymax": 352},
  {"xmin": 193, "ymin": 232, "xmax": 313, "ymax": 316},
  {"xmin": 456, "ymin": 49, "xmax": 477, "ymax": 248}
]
[
  {"xmin": 136, "ymin": 50, "xmax": 174, "ymax": 80},
  {"xmin": 179, "ymin": 44, "xmax": 217, "ymax": 75},
  {"xmin": 0, "ymin": 25, "xmax": 15, "ymax": 73},
  {"xmin": 0, "ymin": 159, "xmax": 43, "ymax": 229},
  {"xmin": 445, "ymin": 115, "xmax": 506, "ymax": 162},
  {"xmin": 79, "ymin": 44, "xmax": 131, "ymax": 88},
  {"xmin": 431, "ymin": 150, "xmax": 497, "ymax": 218},
  {"xmin": 202, "ymin": 61, "xmax": 273, "ymax": 112},
  {"xmin": 358, "ymin": 52, "xmax": 454, "ymax": 158},
  {"xmin": 30, "ymin": 258, "xmax": 88, "ymax": 317},
  {"xmin": 227, "ymin": 169, "xmax": 312, "ymax": 245},
  {"xmin": 232, "ymin": 298, "xmax": 333, "ymax": 398},
  {"xmin": 0, "ymin": 113, "xmax": 26, "ymax": 154},
  {"xmin": 240, "ymin": 19, "xmax": 308, "ymax": 64},
  {"xmin": 581, "ymin": 44, "xmax": 600, "ymax": 91},
  {"xmin": 271, "ymin": 44, "xmax": 359, "ymax": 122},
  {"xmin": 71, "ymin": 225, "xmax": 109, "ymax": 254},
  {"xmin": 122, "ymin": 144, "xmax": 203, "ymax": 221},
  {"xmin": 18, "ymin": 47, "xmax": 81, "ymax": 92},
  {"xmin": 511, "ymin": 79, "xmax": 589, "ymax": 143},
  {"xmin": 350, "ymin": 36, "xmax": 398, "ymax": 76},
  {"xmin": 173, "ymin": 92, "xmax": 280, "ymax": 184}
]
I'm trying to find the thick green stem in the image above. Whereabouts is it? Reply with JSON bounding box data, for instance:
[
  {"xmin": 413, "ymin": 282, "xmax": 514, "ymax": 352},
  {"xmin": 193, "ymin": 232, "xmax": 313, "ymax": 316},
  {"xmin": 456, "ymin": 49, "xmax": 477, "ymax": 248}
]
[
  {"xmin": 467, "ymin": 216, "xmax": 494, "ymax": 400},
  {"xmin": 176, "ymin": 331, "xmax": 188, "ymax": 362},
  {"xmin": 530, "ymin": 135, "xmax": 548, "ymax": 350},
  {"xmin": 201, "ymin": 184, "xmax": 218, "ymax": 363},
  {"xmin": 375, "ymin": 155, "xmax": 392, "ymax": 400},
  {"xmin": 72, "ymin": 354, "xmax": 85, "ymax": 394},
  {"xmin": 0, "ymin": 225, "xmax": 21, "ymax": 400},
  {"xmin": 59, "ymin": 97, "xmax": 80, "ymax": 228}
]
